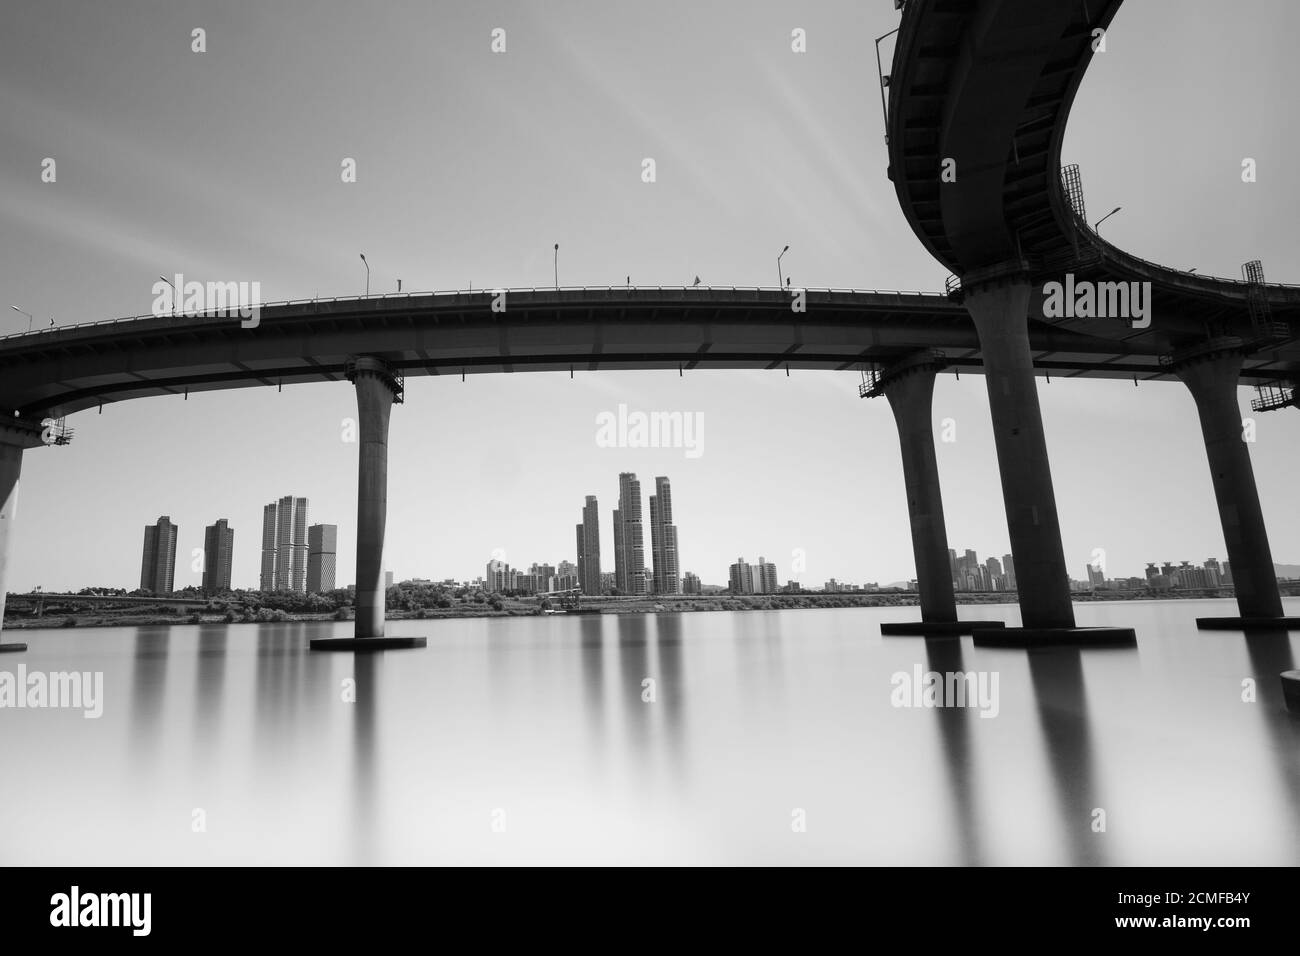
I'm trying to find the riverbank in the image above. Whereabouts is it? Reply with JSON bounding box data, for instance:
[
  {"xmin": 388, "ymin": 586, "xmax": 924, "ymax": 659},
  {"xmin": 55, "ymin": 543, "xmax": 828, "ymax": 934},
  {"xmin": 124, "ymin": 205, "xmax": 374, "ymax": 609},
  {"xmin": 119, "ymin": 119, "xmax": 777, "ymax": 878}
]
[{"xmin": 5, "ymin": 586, "xmax": 1289, "ymax": 630}]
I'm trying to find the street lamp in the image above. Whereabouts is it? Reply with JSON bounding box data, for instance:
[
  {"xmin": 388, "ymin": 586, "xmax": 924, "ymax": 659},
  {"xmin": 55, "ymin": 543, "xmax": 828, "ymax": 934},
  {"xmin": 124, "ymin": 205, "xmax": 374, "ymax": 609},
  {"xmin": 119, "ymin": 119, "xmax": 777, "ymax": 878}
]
[
  {"xmin": 777, "ymin": 245, "xmax": 789, "ymax": 289},
  {"xmin": 554, "ymin": 243, "xmax": 559, "ymax": 290},
  {"xmin": 360, "ymin": 253, "xmax": 369, "ymax": 296},
  {"xmin": 10, "ymin": 306, "xmax": 33, "ymax": 332},
  {"xmin": 158, "ymin": 275, "xmax": 177, "ymax": 315},
  {"xmin": 1094, "ymin": 206, "xmax": 1122, "ymax": 232}
]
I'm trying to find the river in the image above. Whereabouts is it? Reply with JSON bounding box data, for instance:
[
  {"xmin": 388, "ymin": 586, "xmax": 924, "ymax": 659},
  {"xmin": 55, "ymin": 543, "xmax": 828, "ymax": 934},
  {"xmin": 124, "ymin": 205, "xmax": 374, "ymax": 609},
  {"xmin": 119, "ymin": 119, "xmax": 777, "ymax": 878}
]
[{"xmin": 2, "ymin": 598, "xmax": 1297, "ymax": 865}]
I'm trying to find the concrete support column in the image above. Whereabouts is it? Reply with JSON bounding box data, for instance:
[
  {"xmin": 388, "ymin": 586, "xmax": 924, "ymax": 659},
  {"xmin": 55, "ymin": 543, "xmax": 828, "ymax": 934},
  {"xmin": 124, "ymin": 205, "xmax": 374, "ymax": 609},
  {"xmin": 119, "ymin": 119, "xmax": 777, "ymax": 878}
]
[
  {"xmin": 349, "ymin": 357, "xmax": 399, "ymax": 640},
  {"xmin": 881, "ymin": 354, "xmax": 957, "ymax": 624},
  {"xmin": 0, "ymin": 443, "xmax": 23, "ymax": 637},
  {"xmin": 965, "ymin": 280, "xmax": 1075, "ymax": 630},
  {"xmin": 1172, "ymin": 341, "xmax": 1283, "ymax": 619},
  {"xmin": 0, "ymin": 420, "xmax": 44, "ymax": 649}
]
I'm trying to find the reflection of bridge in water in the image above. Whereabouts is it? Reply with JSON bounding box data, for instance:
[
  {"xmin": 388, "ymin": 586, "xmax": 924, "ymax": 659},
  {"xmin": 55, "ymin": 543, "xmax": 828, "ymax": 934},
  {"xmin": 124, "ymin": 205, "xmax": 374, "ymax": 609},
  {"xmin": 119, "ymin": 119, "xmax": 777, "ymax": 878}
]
[{"xmin": 1, "ymin": 0, "xmax": 1299, "ymax": 655}]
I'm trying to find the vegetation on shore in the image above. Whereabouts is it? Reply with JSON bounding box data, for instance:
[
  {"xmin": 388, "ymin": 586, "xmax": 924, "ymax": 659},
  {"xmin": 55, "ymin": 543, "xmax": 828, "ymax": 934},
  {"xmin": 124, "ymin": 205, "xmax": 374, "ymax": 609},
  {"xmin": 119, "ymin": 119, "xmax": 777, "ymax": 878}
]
[{"xmin": 6, "ymin": 579, "xmax": 1294, "ymax": 630}]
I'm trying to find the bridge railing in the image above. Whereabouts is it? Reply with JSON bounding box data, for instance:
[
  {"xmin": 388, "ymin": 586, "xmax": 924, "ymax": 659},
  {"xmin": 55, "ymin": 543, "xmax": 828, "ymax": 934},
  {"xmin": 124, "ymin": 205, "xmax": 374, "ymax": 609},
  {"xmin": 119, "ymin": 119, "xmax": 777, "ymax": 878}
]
[
  {"xmin": 0, "ymin": 286, "xmax": 951, "ymax": 343},
  {"xmin": 1066, "ymin": 208, "xmax": 1300, "ymax": 295}
]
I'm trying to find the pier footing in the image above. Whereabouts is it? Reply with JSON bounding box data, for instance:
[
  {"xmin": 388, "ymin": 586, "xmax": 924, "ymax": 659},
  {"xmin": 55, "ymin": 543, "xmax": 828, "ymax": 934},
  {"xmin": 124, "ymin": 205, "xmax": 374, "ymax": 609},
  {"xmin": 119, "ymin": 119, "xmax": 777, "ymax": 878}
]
[
  {"xmin": 881, "ymin": 620, "xmax": 1006, "ymax": 636},
  {"xmin": 1196, "ymin": 617, "xmax": 1300, "ymax": 631},
  {"xmin": 972, "ymin": 626, "xmax": 1136, "ymax": 648},
  {"xmin": 310, "ymin": 636, "xmax": 428, "ymax": 651},
  {"xmin": 1282, "ymin": 671, "xmax": 1300, "ymax": 713}
]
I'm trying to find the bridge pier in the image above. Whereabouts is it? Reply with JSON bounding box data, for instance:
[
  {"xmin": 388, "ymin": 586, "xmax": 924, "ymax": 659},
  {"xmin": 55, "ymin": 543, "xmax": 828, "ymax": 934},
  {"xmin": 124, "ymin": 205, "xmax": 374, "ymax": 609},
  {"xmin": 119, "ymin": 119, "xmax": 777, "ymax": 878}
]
[
  {"xmin": 964, "ymin": 279, "xmax": 1134, "ymax": 647},
  {"xmin": 866, "ymin": 351, "xmax": 1003, "ymax": 637},
  {"xmin": 0, "ymin": 421, "xmax": 45, "ymax": 652},
  {"xmin": 311, "ymin": 357, "xmax": 425, "ymax": 652},
  {"xmin": 1167, "ymin": 340, "xmax": 1297, "ymax": 631}
]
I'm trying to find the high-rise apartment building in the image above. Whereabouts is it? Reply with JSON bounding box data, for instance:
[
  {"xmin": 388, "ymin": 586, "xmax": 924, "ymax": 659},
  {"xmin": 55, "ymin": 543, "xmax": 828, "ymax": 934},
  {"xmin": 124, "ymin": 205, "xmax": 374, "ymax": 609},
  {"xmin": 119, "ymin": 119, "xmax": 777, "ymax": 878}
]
[
  {"xmin": 140, "ymin": 516, "xmax": 178, "ymax": 594},
  {"xmin": 307, "ymin": 524, "xmax": 338, "ymax": 593},
  {"xmin": 260, "ymin": 503, "xmax": 277, "ymax": 591},
  {"xmin": 648, "ymin": 476, "xmax": 680, "ymax": 594},
  {"xmin": 486, "ymin": 558, "xmax": 511, "ymax": 593},
  {"xmin": 576, "ymin": 495, "xmax": 602, "ymax": 595},
  {"xmin": 260, "ymin": 496, "xmax": 309, "ymax": 592},
  {"xmin": 682, "ymin": 571, "xmax": 702, "ymax": 594},
  {"xmin": 729, "ymin": 557, "xmax": 753, "ymax": 594},
  {"xmin": 202, "ymin": 518, "xmax": 234, "ymax": 592},
  {"xmin": 613, "ymin": 473, "xmax": 646, "ymax": 595}
]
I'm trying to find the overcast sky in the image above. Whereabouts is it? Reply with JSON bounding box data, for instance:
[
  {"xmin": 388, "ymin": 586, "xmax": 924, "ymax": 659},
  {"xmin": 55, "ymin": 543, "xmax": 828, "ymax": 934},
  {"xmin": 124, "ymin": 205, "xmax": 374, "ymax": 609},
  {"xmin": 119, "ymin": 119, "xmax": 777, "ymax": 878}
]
[{"xmin": 1, "ymin": 0, "xmax": 1297, "ymax": 591}]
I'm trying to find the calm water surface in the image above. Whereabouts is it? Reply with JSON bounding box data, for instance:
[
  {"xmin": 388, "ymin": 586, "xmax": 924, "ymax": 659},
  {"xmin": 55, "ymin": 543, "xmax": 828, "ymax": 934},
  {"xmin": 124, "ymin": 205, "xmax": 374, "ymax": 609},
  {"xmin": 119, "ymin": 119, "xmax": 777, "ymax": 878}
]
[{"xmin": 2, "ymin": 598, "xmax": 1298, "ymax": 865}]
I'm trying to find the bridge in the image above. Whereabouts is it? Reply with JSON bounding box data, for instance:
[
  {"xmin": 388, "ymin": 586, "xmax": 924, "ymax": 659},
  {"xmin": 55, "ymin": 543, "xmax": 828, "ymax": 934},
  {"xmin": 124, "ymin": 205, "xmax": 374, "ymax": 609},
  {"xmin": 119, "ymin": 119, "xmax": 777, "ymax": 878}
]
[
  {"xmin": 1, "ymin": 0, "xmax": 1297, "ymax": 650},
  {"xmin": 878, "ymin": 0, "xmax": 1298, "ymax": 640}
]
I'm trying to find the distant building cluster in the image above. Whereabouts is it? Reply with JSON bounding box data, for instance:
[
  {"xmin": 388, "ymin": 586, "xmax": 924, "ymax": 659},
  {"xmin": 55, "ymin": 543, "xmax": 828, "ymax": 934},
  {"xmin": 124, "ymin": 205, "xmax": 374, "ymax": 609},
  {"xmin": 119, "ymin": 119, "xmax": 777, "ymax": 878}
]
[
  {"xmin": 822, "ymin": 579, "xmax": 882, "ymax": 594},
  {"xmin": 950, "ymin": 548, "xmax": 1017, "ymax": 592},
  {"xmin": 465, "ymin": 473, "xmax": 685, "ymax": 598},
  {"xmin": 728, "ymin": 556, "xmax": 778, "ymax": 594},
  {"xmin": 136, "ymin": 494, "xmax": 336, "ymax": 596},
  {"xmin": 484, "ymin": 559, "xmax": 580, "ymax": 595},
  {"xmin": 1077, "ymin": 558, "xmax": 1234, "ymax": 592}
]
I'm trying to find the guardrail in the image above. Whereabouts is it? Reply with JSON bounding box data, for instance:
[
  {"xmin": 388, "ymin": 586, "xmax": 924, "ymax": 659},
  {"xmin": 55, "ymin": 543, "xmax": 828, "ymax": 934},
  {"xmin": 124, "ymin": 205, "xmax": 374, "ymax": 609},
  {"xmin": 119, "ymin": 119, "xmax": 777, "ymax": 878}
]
[
  {"xmin": 1067, "ymin": 209, "xmax": 1300, "ymax": 293},
  {"xmin": 0, "ymin": 285, "xmax": 951, "ymax": 344}
]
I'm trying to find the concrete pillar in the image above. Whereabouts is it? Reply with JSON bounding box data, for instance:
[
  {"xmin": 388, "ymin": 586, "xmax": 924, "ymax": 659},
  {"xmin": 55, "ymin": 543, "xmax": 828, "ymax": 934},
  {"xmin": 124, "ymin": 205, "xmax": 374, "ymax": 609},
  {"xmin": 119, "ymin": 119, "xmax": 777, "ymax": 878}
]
[
  {"xmin": 965, "ymin": 280, "xmax": 1075, "ymax": 630},
  {"xmin": 881, "ymin": 354, "xmax": 957, "ymax": 623},
  {"xmin": 0, "ymin": 443, "xmax": 23, "ymax": 636},
  {"xmin": 0, "ymin": 421, "xmax": 44, "ymax": 647},
  {"xmin": 1172, "ymin": 341, "xmax": 1283, "ymax": 619},
  {"xmin": 348, "ymin": 357, "xmax": 400, "ymax": 640}
]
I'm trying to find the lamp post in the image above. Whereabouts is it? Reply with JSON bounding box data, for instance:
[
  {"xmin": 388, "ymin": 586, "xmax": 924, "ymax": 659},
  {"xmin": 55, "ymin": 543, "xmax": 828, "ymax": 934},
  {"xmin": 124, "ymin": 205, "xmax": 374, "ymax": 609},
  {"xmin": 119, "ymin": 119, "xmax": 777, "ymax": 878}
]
[
  {"xmin": 158, "ymin": 275, "xmax": 177, "ymax": 315},
  {"xmin": 1094, "ymin": 206, "xmax": 1122, "ymax": 233},
  {"xmin": 10, "ymin": 306, "xmax": 33, "ymax": 332},
  {"xmin": 360, "ymin": 253, "xmax": 370, "ymax": 296},
  {"xmin": 777, "ymin": 245, "xmax": 789, "ymax": 289},
  {"xmin": 554, "ymin": 243, "xmax": 559, "ymax": 290}
]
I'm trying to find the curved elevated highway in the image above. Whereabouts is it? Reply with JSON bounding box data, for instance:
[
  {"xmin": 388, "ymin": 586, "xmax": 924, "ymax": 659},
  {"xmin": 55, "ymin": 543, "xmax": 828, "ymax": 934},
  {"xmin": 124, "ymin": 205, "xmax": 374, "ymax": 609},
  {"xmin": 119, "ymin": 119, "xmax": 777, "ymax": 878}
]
[{"xmin": 882, "ymin": 0, "xmax": 1297, "ymax": 636}]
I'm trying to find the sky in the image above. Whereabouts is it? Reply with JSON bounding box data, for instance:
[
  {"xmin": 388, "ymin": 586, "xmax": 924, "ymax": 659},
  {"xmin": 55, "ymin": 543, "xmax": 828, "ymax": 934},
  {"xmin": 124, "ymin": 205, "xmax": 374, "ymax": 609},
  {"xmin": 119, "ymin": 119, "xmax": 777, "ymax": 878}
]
[{"xmin": 1, "ymin": 0, "xmax": 1298, "ymax": 592}]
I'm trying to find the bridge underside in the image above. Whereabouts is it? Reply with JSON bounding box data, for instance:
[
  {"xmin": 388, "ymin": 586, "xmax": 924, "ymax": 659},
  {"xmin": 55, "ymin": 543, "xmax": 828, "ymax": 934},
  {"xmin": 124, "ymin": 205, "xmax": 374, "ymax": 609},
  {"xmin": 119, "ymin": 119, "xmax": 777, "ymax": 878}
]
[
  {"xmin": 884, "ymin": 0, "xmax": 1298, "ymax": 634},
  {"xmin": 0, "ymin": 290, "xmax": 1295, "ymax": 421}
]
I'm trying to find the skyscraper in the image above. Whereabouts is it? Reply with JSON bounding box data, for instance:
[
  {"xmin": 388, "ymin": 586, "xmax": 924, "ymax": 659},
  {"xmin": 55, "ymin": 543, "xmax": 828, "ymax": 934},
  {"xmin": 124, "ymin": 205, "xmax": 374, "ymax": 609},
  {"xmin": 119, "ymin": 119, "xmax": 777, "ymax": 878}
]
[
  {"xmin": 260, "ymin": 496, "xmax": 309, "ymax": 593},
  {"xmin": 614, "ymin": 473, "xmax": 646, "ymax": 595},
  {"xmin": 729, "ymin": 557, "xmax": 753, "ymax": 594},
  {"xmin": 202, "ymin": 518, "xmax": 234, "ymax": 593},
  {"xmin": 307, "ymin": 524, "xmax": 338, "ymax": 593},
  {"xmin": 648, "ymin": 476, "xmax": 680, "ymax": 594},
  {"xmin": 576, "ymin": 495, "xmax": 602, "ymax": 595},
  {"xmin": 485, "ymin": 560, "xmax": 515, "ymax": 592},
  {"xmin": 140, "ymin": 516, "xmax": 178, "ymax": 594},
  {"xmin": 259, "ymin": 503, "xmax": 277, "ymax": 591}
]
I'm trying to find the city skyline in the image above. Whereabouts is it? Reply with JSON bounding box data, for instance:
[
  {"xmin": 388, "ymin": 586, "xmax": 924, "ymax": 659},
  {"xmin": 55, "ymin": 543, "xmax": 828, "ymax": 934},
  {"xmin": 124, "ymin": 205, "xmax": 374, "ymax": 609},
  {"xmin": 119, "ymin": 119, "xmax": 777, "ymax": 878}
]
[{"xmin": 54, "ymin": 498, "xmax": 1300, "ymax": 597}]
